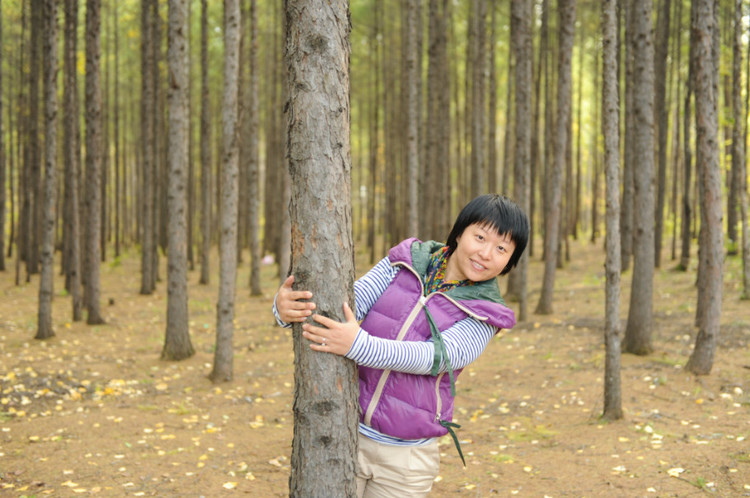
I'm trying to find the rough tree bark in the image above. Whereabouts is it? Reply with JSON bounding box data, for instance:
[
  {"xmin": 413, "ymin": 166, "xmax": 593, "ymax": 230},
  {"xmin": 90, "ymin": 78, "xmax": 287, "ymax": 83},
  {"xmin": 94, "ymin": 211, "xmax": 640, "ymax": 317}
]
[
  {"xmin": 511, "ymin": 0, "xmax": 532, "ymax": 321},
  {"xmin": 140, "ymin": 0, "xmax": 156, "ymax": 294},
  {"xmin": 653, "ymin": 0, "xmax": 671, "ymax": 267},
  {"xmin": 163, "ymin": 0, "xmax": 195, "ymax": 362},
  {"xmin": 622, "ymin": 0, "xmax": 656, "ymax": 355},
  {"xmin": 285, "ymin": 0, "xmax": 358, "ymax": 495},
  {"xmin": 247, "ymin": 0, "xmax": 261, "ymax": 296},
  {"xmin": 36, "ymin": 0, "xmax": 59, "ymax": 340},
  {"xmin": 25, "ymin": 0, "xmax": 42, "ymax": 278},
  {"xmin": 686, "ymin": 0, "xmax": 723, "ymax": 375},
  {"xmin": 84, "ymin": 0, "xmax": 105, "ymax": 325},
  {"xmin": 601, "ymin": 0, "xmax": 622, "ymax": 421},
  {"xmin": 470, "ymin": 0, "xmax": 486, "ymax": 198},
  {"xmin": 621, "ymin": 0, "xmax": 634, "ymax": 273},
  {"xmin": 210, "ymin": 0, "xmax": 241, "ymax": 383},
  {"xmin": 535, "ymin": 0, "xmax": 576, "ymax": 315},
  {"xmin": 405, "ymin": 0, "xmax": 420, "ymax": 237},
  {"xmin": 199, "ymin": 0, "xmax": 211, "ymax": 286},
  {"xmin": 0, "ymin": 1, "xmax": 4, "ymax": 272}
]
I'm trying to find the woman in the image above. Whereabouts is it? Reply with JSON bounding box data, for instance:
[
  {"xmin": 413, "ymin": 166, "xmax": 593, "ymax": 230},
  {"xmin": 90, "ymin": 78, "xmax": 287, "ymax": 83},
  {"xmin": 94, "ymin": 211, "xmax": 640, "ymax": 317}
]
[{"xmin": 275, "ymin": 194, "xmax": 529, "ymax": 497}]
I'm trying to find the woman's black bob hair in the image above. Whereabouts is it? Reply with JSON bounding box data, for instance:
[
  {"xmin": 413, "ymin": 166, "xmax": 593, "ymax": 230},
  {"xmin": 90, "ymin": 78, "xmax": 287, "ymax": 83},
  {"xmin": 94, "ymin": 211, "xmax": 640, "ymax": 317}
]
[{"xmin": 445, "ymin": 194, "xmax": 529, "ymax": 276}]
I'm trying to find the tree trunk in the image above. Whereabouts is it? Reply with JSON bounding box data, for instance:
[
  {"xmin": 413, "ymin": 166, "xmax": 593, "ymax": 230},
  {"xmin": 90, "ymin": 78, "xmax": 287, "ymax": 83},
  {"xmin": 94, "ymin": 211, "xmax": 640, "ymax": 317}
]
[
  {"xmin": 0, "ymin": 1, "xmax": 4, "ymax": 272},
  {"xmin": 601, "ymin": 0, "xmax": 622, "ymax": 421},
  {"xmin": 510, "ymin": 0, "xmax": 532, "ymax": 321},
  {"xmin": 210, "ymin": 0, "xmax": 241, "ymax": 383},
  {"xmin": 742, "ymin": 0, "xmax": 750, "ymax": 299},
  {"xmin": 26, "ymin": 0, "xmax": 43, "ymax": 278},
  {"xmin": 367, "ymin": 0, "xmax": 381, "ymax": 262},
  {"xmin": 36, "ymin": 0, "xmax": 59, "ymax": 340},
  {"xmin": 470, "ymin": 0, "xmax": 486, "ymax": 198},
  {"xmin": 247, "ymin": 0, "xmax": 261, "ymax": 296},
  {"xmin": 591, "ymin": 51, "xmax": 601, "ymax": 243},
  {"xmin": 153, "ymin": 0, "xmax": 164, "ymax": 284},
  {"xmin": 653, "ymin": 0, "xmax": 671, "ymax": 268},
  {"xmin": 199, "ymin": 0, "xmax": 211, "ymax": 285},
  {"xmin": 114, "ymin": 1, "xmax": 121, "ymax": 259},
  {"xmin": 535, "ymin": 0, "xmax": 576, "ymax": 315},
  {"xmin": 728, "ymin": 1, "xmax": 742, "ymax": 254},
  {"xmin": 670, "ymin": 0, "xmax": 682, "ymax": 261},
  {"xmin": 405, "ymin": 0, "xmax": 419, "ymax": 237},
  {"xmin": 620, "ymin": 0, "xmax": 634, "ymax": 273},
  {"xmin": 286, "ymin": 1, "xmax": 358, "ymax": 495},
  {"xmin": 488, "ymin": 2, "xmax": 497, "ymax": 194},
  {"xmin": 85, "ymin": 0, "xmax": 105, "ymax": 325},
  {"xmin": 433, "ymin": 0, "xmax": 450, "ymax": 237},
  {"xmin": 686, "ymin": 0, "xmax": 722, "ymax": 375},
  {"xmin": 140, "ymin": 0, "xmax": 156, "ymax": 294},
  {"xmin": 680, "ymin": 0, "xmax": 693, "ymax": 271},
  {"xmin": 162, "ymin": 0, "xmax": 194, "ymax": 362},
  {"xmin": 623, "ymin": 0, "xmax": 656, "ymax": 355}
]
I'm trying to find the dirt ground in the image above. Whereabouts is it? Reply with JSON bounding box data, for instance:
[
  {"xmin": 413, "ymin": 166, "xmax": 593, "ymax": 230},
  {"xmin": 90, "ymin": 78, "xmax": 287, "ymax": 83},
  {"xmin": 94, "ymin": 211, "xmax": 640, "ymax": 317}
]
[{"xmin": 1, "ymin": 239, "xmax": 749, "ymax": 497}]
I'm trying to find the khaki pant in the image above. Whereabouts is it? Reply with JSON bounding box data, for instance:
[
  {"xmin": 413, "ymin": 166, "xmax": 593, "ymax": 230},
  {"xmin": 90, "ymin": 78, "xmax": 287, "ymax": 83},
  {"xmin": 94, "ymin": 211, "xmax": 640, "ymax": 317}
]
[{"xmin": 356, "ymin": 433, "xmax": 440, "ymax": 498}]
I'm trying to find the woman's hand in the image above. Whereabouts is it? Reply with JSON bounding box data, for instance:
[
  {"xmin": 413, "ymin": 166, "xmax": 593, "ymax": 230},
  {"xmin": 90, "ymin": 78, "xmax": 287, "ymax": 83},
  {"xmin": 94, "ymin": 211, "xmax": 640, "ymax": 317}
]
[
  {"xmin": 276, "ymin": 275, "xmax": 316, "ymax": 323},
  {"xmin": 302, "ymin": 302, "xmax": 358, "ymax": 356}
]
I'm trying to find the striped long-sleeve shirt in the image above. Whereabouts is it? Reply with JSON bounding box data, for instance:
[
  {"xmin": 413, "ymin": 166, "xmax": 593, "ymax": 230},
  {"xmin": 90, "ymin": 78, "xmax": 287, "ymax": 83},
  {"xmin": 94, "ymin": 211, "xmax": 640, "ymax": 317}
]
[{"xmin": 273, "ymin": 256, "xmax": 497, "ymax": 375}]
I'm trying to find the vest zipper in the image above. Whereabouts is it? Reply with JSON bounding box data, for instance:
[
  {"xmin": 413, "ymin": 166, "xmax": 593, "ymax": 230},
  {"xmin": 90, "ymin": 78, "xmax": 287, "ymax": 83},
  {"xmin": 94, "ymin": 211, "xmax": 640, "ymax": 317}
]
[{"xmin": 434, "ymin": 372, "xmax": 446, "ymax": 421}]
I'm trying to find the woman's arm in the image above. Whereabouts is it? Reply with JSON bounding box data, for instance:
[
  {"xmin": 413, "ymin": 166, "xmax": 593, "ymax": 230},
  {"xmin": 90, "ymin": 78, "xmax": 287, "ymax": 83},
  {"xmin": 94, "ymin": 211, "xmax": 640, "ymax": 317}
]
[
  {"xmin": 343, "ymin": 317, "xmax": 496, "ymax": 375},
  {"xmin": 273, "ymin": 256, "xmax": 396, "ymax": 326}
]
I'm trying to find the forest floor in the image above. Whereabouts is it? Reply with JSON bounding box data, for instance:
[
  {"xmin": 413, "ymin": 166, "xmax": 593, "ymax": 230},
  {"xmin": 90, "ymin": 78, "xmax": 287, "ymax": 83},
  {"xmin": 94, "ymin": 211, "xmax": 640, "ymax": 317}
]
[{"xmin": 1, "ymin": 238, "xmax": 749, "ymax": 497}]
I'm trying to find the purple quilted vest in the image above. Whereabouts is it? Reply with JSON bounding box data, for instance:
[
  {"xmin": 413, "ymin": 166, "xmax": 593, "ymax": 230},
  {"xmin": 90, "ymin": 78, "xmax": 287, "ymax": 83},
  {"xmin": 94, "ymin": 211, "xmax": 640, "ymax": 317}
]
[{"xmin": 358, "ymin": 238, "xmax": 516, "ymax": 439}]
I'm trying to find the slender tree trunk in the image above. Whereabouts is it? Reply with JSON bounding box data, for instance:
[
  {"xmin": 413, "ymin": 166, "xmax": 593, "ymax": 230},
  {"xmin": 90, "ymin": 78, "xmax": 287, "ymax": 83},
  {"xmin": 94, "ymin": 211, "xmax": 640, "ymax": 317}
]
[
  {"xmin": 623, "ymin": 0, "xmax": 656, "ymax": 355},
  {"xmin": 601, "ymin": 0, "xmax": 622, "ymax": 421},
  {"xmin": 286, "ymin": 1, "xmax": 358, "ymax": 494},
  {"xmin": 680, "ymin": 0, "xmax": 693, "ymax": 271},
  {"xmin": 248, "ymin": 0, "xmax": 261, "ymax": 296},
  {"xmin": 140, "ymin": 0, "xmax": 156, "ymax": 294},
  {"xmin": 368, "ymin": 0, "xmax": 380, "ymax": 262},
  {"xmin": 36, "ymin": 0, "xmax": 59, "ymax": 340},
  {"xmin": 670, "ymin": 0, "xmax": 682, "ymax": 260},
  {"xmin": 438, "ymin": 0, "xmax": 452, "ymax": 237},
  {"xmin": 510, "ymin": 0, "xmax": 532, "ymax": 321},
  {"xmin": 470, "ymin": 0, "xmax": 486, "ymax": 198},
  {"xmin": 0, "ymin": 1, "xmax": 5, "ymax": 272},
  {"xmin": 686, "ymin": 0, "xmax": 722, "ymax": 375},
  {"xmin": 23, "ymin": 0, "xmax": 42, "ymax": 279},
  {"xmin": 501, "ymin": 44, "xmax": 514, "ymax": 198},
  {"xmin": 591, "ymin": 48, "xmax": 601, "ymax": 243},
  {"xmin": 742, "ymin": 0, "xmax": 750, "ymax": 299},
  {"xmin": 153, "ymin": 0, "xmax": 164, "ymax": 285},
  {"xmin": 529, "ymin": 0, "xmax": 546, "ymax": 258},
  {"xmin": 199, "ymin": 0, "xmax": 211, "ymax": 285},
  {"xmin": 114, "ymin": 1, "xmax": 121, "ymax": 259},
  {"xmin": 536, "ymin": 0, "xmax": 576, "ymax": 315},
  {"xmin": 488, "ymin": 2, "xmax": 497, "ymax": 194},
  {"xmin": 163, "ymin": 0, "xmax": 195, "ymax": 361},
  {"xmin": 621, "ymin": 0, "xmax": 635, "ymax": 273},
  {"xmin": 573, "ymin": 27, "xmax": 583, "ymax": 241},
  {"xmin": 210, "ymin": 0, "xmax": 240, "ymax": 382},
  {"xmin": 653, "ymin": 0, "xmax": 671, "ymax": 268},
  {"xmin": 405, "ymin": 0, "xmax": 419, "ymax": 236},
  {"xmin": 85, "ymin": 0, "xmax": 105, "ymax": 325}
]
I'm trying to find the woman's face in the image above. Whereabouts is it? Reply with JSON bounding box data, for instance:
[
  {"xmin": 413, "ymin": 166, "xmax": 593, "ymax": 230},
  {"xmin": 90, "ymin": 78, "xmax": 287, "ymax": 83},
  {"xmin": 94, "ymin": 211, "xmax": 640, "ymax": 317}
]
[{"xmin": 445, "ymin": 223, "xmax": 516, "ymax": 282}]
